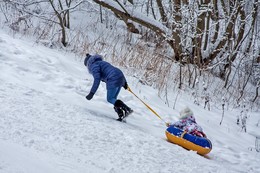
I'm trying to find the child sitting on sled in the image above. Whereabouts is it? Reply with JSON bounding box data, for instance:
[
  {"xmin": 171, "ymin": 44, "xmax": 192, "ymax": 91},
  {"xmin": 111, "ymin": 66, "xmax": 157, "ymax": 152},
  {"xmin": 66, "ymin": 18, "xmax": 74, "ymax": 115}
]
[{"xmin": 166, "ymin": 107, "xmax": 207, "ymax": 138}]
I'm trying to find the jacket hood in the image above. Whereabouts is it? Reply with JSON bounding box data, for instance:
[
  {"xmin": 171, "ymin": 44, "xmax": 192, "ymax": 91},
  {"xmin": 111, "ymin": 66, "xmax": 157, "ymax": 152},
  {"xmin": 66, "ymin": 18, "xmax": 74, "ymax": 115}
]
[
  {"xmin": 87, "ymin": 54, "xmax": 103, "ymax": 73},
  {"xmin": 179, "ymin": 106, "xmax": 194, "ymax": 120}
]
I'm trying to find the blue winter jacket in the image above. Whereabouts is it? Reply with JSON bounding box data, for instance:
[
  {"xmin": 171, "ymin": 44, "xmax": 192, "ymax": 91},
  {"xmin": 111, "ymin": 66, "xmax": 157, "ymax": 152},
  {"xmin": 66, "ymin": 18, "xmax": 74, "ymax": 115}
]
[{"xmin": 86, "ymin": 54, "xmax": 126, "ymax": 94}]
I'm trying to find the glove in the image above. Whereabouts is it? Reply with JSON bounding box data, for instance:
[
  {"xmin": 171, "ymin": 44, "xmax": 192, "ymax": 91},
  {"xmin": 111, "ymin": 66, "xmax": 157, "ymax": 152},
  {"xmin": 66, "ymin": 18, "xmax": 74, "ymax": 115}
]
[
  {"xmin": 86, "ymin": 92, "xmax": 94, "ymax": 100},
  {"xmin": 123, "ymin": 82, "xmax": 128, "ymax": 90},
  {"xmin": 166, "ymin": 122, "xmax": 171, "ymax": 127}
]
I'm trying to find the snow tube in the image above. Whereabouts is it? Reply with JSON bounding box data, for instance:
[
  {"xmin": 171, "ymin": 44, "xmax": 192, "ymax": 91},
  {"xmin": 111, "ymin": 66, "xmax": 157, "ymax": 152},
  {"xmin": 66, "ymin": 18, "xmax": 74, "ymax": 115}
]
[{"xmin": 165, "ymin": 126, "xmax": 212, "ymax": 155}]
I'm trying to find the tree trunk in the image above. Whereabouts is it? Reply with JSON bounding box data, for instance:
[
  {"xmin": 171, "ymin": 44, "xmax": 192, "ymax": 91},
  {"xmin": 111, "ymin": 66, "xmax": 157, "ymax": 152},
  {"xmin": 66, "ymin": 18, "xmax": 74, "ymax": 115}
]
[
  {"xmin": 211, "ymin": 0, "xmax": 219, "ymax": 45},
  {"xmin": 252, "ymin": 84, "xmax": 259, "ymax": 103},
  {"xmin": 171, "ymin": 0, "xmax": 182, "ymax": 62},
  {"xmin": 156, "ymin": 0, "xmax": 167, "ymax": 25}
]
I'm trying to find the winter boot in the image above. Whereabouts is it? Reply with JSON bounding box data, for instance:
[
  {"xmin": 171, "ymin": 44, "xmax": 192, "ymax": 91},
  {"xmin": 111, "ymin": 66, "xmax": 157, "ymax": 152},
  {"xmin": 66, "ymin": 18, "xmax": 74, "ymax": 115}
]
[
  {"xmin": 115, "ymin": 100, "xmax": 133, "ymax": 118},
  {"xmin": 121, "ymin": 102, "xmax": 133, "ymax": 117},
  {"xmin": 114, "ymin": 100, "xmax": 124, "ymax": 119}
]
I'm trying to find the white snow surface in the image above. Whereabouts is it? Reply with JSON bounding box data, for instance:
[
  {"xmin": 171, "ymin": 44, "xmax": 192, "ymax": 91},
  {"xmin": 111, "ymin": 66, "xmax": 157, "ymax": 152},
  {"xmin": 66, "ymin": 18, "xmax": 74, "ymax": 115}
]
[{"xmin": 0, "ymin": 30, "xmax": 259, "ymax": 173}]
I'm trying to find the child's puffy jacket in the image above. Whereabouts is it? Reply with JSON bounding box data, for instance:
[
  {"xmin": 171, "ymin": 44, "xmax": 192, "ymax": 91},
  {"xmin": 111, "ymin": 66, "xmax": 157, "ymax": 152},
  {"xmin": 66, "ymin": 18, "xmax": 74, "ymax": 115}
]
[{"xmin": 171, "ymin": 116, "xmax": 206, "ymax": 137}]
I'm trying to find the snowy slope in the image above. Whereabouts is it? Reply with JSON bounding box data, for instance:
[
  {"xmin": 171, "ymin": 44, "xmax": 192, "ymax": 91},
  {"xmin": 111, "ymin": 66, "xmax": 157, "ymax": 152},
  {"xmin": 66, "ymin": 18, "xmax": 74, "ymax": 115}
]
[{"xmin": 0, "ymin": 30, "xmax": 259, "ymax": 173}]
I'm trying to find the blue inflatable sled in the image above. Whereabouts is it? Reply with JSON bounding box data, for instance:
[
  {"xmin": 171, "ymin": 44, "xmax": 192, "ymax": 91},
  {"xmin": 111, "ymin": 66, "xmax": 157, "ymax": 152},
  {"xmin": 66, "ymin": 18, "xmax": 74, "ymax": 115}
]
[{"xmin": 165, "ymin": 126, "xmax": 212, "ymax": 155}]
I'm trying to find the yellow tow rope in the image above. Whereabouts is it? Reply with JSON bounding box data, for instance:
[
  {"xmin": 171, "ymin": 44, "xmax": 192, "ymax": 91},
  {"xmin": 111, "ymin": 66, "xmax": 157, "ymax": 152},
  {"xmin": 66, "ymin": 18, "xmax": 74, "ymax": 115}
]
[{"xmin": 127, "ymin": 87, "xmax": 167, "ymax": 126}]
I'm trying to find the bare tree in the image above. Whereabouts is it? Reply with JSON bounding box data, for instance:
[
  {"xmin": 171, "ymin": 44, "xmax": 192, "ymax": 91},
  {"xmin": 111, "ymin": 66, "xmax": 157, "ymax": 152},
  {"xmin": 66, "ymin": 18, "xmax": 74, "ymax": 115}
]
[
  {"xmin": 48, "ymin": 0, "xmax": 83, "ymax": 47},
  {"xmin": 1, "ymin": 0, "xmax": 83, "ymax": 47}
]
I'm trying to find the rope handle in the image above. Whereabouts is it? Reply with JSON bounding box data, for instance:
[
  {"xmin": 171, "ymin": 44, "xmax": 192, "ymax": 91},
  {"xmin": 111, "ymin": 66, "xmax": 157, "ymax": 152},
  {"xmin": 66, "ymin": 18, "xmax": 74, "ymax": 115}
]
[
  {"xmin": 127, "ymin": 87, "xmax": 167, "ymax": 126},
  {"xmin": 181, "ymin": 130, "xmax": 187, "ymax": 138}
]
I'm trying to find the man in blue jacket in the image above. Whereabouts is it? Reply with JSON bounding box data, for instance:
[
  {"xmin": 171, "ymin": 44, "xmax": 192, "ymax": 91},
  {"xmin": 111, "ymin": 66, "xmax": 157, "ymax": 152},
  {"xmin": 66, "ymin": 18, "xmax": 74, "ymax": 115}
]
[{"xmin": 84, "ymin": 53, "xmax": 133, "ymax": 120}]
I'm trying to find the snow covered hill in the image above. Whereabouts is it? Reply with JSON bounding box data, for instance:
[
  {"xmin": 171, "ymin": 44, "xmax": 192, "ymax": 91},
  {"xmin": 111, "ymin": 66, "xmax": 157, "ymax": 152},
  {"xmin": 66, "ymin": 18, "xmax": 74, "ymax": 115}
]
[{"xmin": 0, "ymin": 30, "xmax": 259, "ymax": 173}]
